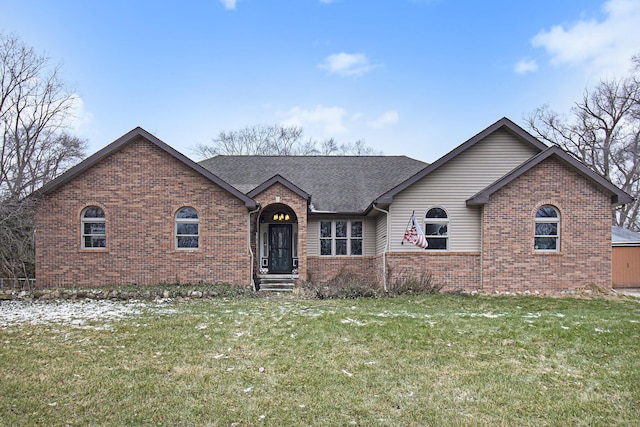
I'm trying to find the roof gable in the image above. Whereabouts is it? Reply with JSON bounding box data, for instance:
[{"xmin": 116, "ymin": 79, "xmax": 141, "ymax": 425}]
[
  {"xmin": 466, "ymin": 146, "xmax": 634, "ymax": 206},
  {"xmin": 375, "ymin": 117, "xmax": 548, "ymax": 204},
  {"xmin": 247, "ymin": 174, "xmax": 310, "ymax": 200},
  {"xmin": 33, "ymin": 127, "xmax": 257, "ymax": 208}
]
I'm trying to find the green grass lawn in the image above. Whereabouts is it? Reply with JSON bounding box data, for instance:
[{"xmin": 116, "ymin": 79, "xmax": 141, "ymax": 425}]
[{"xmin": 1, "ymin": 295, "xmax": 639, "ymax": 426}]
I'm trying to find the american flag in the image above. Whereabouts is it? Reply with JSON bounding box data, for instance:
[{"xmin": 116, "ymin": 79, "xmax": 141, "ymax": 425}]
[{"xmin": 403, "ymin": 214, "xmax": 428, "ymax": 248}]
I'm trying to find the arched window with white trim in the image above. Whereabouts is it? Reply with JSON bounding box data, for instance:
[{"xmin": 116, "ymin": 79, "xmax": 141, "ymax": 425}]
[
  {"xmin": 534, "ymin": 205, "xmax": 560, "ymax": 251},
  {"xmin": 425, "ymin": 207, "xmax": 448, "ymax": 250},
  {"xmin": 175, "ymin": 207, "xmax": 199, "ymax": 249},
  {"xmin": 81, "ymin": 206, "xmax": 106, "ymax": 249}
]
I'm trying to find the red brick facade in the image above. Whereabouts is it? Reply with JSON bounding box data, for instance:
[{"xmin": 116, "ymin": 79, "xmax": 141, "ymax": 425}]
[
  {"xmin": 386, "ymin": 252, "xmax": 480, "ymax": 292},
  {"xmin": 481, "ymin": 157, "xmax": 612, "ymax": 293},
  {"xmin": 35, "ymin": 137, "xmax": 251, "ymax": 288},
  {"xmin": 307, "ymin": 255, "xmax": 384, "ymax": 288}
]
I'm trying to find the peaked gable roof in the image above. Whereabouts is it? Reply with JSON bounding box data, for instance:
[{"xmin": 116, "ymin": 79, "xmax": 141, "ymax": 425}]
[
  {"xmin": 247, "ymin": 174, "xmax": 311, "ymax": 200},
  {"xmin": 33, "ymin": 127, "xmax": 258, "ymax": 208},
  {"xmin": 374, "ymin": 117, "xmax": 548, "ymax": 204},
  {"xmin": 466, "ymin": 145, "xmax": 634, "ymax": 206},
  {"xmin": 200, "ymin": 155, "xmax": 427, "ymax": 213}
]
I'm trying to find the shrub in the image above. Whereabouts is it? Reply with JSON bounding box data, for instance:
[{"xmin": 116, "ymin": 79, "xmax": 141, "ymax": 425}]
[
  {"xmin": 303, "ymin": 268, "xmax": 379, "ymax": 299},
  {"xmin": 386, "ymin": 268, "xmax": 443, "ymax": 296}
]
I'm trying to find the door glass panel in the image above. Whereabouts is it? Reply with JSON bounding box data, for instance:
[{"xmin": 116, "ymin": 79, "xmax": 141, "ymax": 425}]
[{"xmin": 270, "ymin": 225, "xmax": 292, "ymax": 273}]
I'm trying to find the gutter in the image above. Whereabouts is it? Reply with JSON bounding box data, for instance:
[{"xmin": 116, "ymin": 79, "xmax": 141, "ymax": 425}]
[
  {"xmin": 372, "ymin": 204, "xmax": 389, "ymax": 293},
  {"xmin": 247, "ymin": 205, "xmax": 261, "ymax": 291}
]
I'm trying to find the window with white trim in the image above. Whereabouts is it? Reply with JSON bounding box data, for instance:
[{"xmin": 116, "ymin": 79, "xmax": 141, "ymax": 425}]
[
  {"xmin": 81, "ymin": 206, "xmax": 106, "ymax": 249},
  {"xmin": 175, "ymin": 207, "xmax": 199, "ymax": 249},
  {"xmin": 424, "ymin": 207, "xmax": 448, "ymax": 250},
  {"xmin": 534, "ymin": 205, "xmax": 559, "ymax": 251},
  {"xmin": 320, "ymin": 220, "xmax": 363, "ymax": 256}
]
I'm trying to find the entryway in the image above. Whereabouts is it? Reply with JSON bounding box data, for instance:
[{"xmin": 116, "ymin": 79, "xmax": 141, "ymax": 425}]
[{"xmin": 257, "ymin": 204, "xmax": 299, "ymax": 291}]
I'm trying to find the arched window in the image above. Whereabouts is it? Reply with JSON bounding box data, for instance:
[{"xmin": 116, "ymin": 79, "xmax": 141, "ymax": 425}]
[
  {"xmin": 425, "ymin": 207, "xmax": 448, "ymax": 250},
  {"xmin": 534, "ymin": 205, "xmax": 560, "ymax": 251},
  {"xmin": 175, "ymin": 207, "xmax": 199, "ymax": 249},
  {"xmin": 81, "ymin": 206, "xmax": 106, "ymax": 249}
]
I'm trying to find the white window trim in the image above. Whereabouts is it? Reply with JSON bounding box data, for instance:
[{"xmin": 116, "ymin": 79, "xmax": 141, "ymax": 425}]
[
  {"xmin": 424, "ymin": 207, "xmax": 449, "ymax": 251},
  {"xmin": 81, "ymin": 207, "xmax": 106, "ymax": 249},
  {"xmin": 175, "ymin": 208, "xmax": 200, "ymax": 250},
  {"xmin": 319, "ymin": 220, "xmax": 364, "ymax": 256},
  {"xmin": 534, "ymin": 206, "xmax": 560, "ymax": 252}
]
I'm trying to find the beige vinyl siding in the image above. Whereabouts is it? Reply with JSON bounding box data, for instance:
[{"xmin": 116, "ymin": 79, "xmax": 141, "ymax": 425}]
[
  {"xmin": 375, "ymin": 212, "xmax": 388, "ymax": 255},
  {"xmin": 389, "ymin": 129, "xmax": 540, "ymax": 252},
  {"xmin": 307, "ymin": 217, "xmax": 376, "ymax": 256},
  {"xmin": 307, "ymin": 218, "xmax": 319, "ymax": 256}
]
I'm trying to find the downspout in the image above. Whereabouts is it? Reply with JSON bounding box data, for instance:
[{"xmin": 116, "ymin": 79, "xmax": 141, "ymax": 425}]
[
  {"xmin": 372, "ymin": 204, "xmax": 389, "ymax": 293},
  {"xmin": 248, "ymin": 205, "xmax": 261, "ymax": 292},
  {"xmin": 480, "ymin": 205, "xmax": 484, "ymax": 292}
]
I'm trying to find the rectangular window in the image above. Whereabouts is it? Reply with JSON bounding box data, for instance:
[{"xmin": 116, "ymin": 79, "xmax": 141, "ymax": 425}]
[{"xmin": 319, "ymin": 220, "xmax": 363, "ymax": 256}]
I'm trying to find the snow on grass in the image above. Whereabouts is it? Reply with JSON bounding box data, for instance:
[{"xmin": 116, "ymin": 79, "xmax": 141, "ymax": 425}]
[{"xmin": 0, "ymin": 300, "xmax": 151, "ymax": 329}]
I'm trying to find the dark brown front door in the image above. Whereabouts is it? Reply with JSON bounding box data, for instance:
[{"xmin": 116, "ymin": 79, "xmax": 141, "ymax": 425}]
[{"xmin": 269, "ymin": 224, "xmax": 292, "ymax": 273}]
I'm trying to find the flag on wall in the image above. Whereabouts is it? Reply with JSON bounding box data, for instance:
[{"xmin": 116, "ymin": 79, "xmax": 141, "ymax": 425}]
[{"xmin": 402, "ymin": 213, "xmax": 428, "ymax": 248}]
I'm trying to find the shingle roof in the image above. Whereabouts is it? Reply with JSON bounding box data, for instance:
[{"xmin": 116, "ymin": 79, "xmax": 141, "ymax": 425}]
[{"xmin": 199, "ymin": 155, "xmax": 427, "ymax": 213}]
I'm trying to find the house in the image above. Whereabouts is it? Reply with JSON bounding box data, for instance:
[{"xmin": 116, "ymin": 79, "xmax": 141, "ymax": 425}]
[
  {"xmin": 612, "ymin": 226, "xmax": 640, "ymax": 288},
  {"xmin": 32, "ymin": 117, "xmax": 633, "ymax": 293}
]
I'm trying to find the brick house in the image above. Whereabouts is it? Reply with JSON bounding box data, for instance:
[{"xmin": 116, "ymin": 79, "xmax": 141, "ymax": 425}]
[{"xmin": 32, "ymin": 117, "xmax": 632, "ymax": 293}]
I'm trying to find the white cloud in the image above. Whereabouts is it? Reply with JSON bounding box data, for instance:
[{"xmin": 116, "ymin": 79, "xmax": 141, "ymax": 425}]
[
  {"xmin": 319, "ymin": 52, "xmax": 376, "ymax": 77},
  {"xmin": 281, "ymin": 105, "xmax": 349, "ymax": 135},
  {"xmin": 68, "ymin": 94, "xmax": 93, "ymax": 133},
  {"xmin": 514, "ymin": 59, "xmax": 538, "ymax": 74},
  {"xmin": 220, "ymin": 0, "xmax": 237, "ymax": 10},
  {"xmin": 367, "ymin": 110, "xmax": 399, "ymax": 129},
  {"xmin": 531, "ymin": 0, "xmax": 640, "ymax": 76}
]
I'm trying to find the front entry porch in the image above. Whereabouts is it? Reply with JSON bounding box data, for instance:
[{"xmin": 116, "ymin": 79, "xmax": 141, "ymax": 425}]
[{"xmin": 256, "ymin": 204, "xmax": 299, "ymax": 291}]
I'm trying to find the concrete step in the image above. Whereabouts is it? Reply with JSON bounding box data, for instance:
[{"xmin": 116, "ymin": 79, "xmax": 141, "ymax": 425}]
[{"xmin": 259, "ymin": 282, "xmax": 295, "ymax": 292}]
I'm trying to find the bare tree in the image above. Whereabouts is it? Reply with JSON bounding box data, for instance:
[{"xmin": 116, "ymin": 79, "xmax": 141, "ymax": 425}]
[
  {"xmin": 0, "ymin": 33, "xmax": 86, "ymax": 277},
  {"xmin": 193, "ymin": 124, "xmax": 381, "ymax": 158},
  {"xmin": 526, "ymin": 55, "xmax": 640, "ymax": 231},
  {"xmin": 337, "ymin": 139, "xmax": 381, "ymax": 155}
]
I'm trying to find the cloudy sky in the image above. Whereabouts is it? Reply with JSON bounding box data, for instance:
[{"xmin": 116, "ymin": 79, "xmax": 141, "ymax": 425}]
[{"xmin": 2, "ymin": 0, "xmax": 639, "ymax": 162}]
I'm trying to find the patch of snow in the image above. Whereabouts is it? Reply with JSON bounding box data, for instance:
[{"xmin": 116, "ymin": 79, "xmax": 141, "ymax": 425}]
[
  {"xmin": 341, "ymin": 317, "xmax": 367, "ymax": 326},
  {"xmin": 0, "ymin": 300, "xmax": 146, "ymax": 328},
  {"xmin": 457, "ymin": 312, "xmax": 507, "ymax": 318}
]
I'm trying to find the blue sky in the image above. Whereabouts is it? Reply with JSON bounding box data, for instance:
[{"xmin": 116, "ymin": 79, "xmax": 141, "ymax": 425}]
[{"xmin": 2, "ymin": 0, "xmax": 639, "ymax": 162}]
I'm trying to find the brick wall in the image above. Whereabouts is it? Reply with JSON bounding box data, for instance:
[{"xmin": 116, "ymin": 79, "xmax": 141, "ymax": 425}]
[
  {"xmin": 386, "ymin": 252, "xmax": 480, "ymax": 292},
  {"xmin": 481, "ymin": 156, "xmax": 612, "ymax": 293},
  {"xmin": 307, "ymin": 255, "xmax": 383, "ymax": 288},
  {"xmin": 35, "ymin": 137, "xmax": 251, "ymax": 288}
]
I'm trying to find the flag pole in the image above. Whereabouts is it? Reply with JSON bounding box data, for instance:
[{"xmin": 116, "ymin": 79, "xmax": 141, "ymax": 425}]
[{"xmin": 401, "ymin": 210, "xmax": 415, "ymax": 245}]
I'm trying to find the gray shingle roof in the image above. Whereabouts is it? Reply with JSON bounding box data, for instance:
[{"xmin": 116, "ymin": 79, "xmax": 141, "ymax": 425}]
[{"xmin": 199, "ymin": 155, "xmax": 427, "ymax": 213}]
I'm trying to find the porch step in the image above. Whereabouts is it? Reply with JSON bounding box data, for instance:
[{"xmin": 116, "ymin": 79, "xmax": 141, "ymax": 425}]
[
  {"xmin": 259, "ymin": 282, "xmax": 295, "ymax": 292},
  {"xmin": 257, "ymin": 274, "xmax": 297, "ymax": 292}
]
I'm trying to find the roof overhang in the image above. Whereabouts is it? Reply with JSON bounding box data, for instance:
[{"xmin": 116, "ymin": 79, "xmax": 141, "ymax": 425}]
[
  {"xmin": 247, "ymin": 174, "xmax": 310, "ymax": 201},
  {"xmin": 466, "ymin": 146, "xmax": 634, "ymax": 206},
  {"xmin": 374, "ymin": 117, "xmax": 548, "ymax": 205},
  {"xmin": 31, "ymin": 127, "xmax": 258, "ymax": 209}
]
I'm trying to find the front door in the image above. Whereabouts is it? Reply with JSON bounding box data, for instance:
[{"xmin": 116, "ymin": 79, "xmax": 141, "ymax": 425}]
[{"xmin": 269, "ymin": 224, "xmax": 292, "ymax": 273}]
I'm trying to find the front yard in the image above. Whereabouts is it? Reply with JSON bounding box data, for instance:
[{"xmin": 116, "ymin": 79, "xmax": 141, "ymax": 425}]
[{"xmin": 1, "ymin": 294, "xmax": 639, "ymax": 426}]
